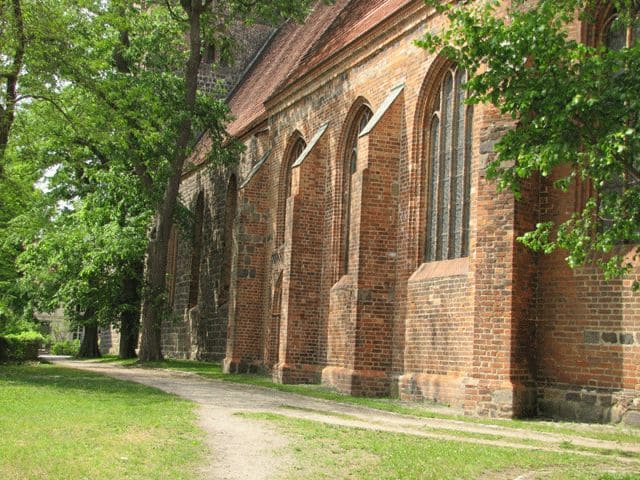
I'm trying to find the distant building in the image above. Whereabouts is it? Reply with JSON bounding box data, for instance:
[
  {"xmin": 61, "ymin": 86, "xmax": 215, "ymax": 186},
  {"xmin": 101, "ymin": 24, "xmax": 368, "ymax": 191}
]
[{"xmin": 35, "ymin": 308, "xmax": 119, "ymax": 355}]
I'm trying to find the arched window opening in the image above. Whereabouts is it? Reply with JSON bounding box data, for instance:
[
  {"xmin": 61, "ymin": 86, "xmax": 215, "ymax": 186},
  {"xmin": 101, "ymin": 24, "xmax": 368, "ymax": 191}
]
[
  {"xmin": 424, "ymin": 66, "xmax": 473, "ymax": 262},
  {"xmin": 341, "ymin": 105, "xmax": 373, "ymax": 275},
  {"xmin": 278, "ymin": 136, "xmax": 306, "ymax": 246},
  {"xmin": 269, "ymin": 272, "xmax": 283, "ymax": 365},
  {"xmin": 188, "ymin": 192, "xmax": 204, "ymax": 308},
  {"xmin": 167, "ymin": 226, "xmax": 178, "ymax": 308},
  {"xmin": 603, "ymin": 10, "xmax": 639, "ymax": 49},
  {"xmin": 219, "ymin": 175, "xmax": 237, "ymax": 306},
  {"xmin": 598, "ymin": 7, "xmax": 639, "ymax": 220}
]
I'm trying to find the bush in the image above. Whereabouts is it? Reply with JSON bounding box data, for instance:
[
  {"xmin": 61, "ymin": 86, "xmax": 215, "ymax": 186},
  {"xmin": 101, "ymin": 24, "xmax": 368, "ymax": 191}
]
[
  {"xmin": 0, "ymin": 331, "xmax": 45, "ymax": 362},
  {"xmin": 51, "ymin": 339, "xmax": 80, "ymax": 356}
]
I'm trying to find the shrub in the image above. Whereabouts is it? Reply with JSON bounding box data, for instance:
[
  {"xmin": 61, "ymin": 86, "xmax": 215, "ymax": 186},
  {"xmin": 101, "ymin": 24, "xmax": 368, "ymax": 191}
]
[
  {"xmin": 0, "ymin": 331, "xmax": 45, "ymax": 362},
  {"xmin": 51, "ymin": 339, "xmax": 80, "ymax": 356}
]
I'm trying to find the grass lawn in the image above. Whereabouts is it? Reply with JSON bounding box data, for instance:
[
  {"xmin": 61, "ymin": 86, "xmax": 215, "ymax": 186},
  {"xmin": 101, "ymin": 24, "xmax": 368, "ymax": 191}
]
[
  {"xmin": 93, "ymin": 356, "xmax": 640, "ymax": 445},
  {"xmin": 241, "ymin": 413, "xmax": 640, "ymax": 480},
  {"xmin": 0, "ymin": 363, "xmax": 205, "ymax": 480}
]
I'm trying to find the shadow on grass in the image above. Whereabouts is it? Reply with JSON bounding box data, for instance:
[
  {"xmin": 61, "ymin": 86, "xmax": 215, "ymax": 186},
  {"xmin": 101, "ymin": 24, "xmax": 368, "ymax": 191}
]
[{"xmin": 0, "ymin": 363, "xmax": 178, "ymax": 404}]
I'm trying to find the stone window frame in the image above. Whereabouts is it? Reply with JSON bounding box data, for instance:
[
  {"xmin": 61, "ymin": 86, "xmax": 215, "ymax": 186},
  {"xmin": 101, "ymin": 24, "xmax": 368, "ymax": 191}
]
[
  {"xmin": 337, "ymin": 99, "xmax": 373, "ymax": 278},
  {"xmin": 188, "ymin": 191, "xmax": 205, "ymax": 309},
  {"xmin": 421, "ymin": 61, "xmax": 474, "ymax": 264},
  {"xmin": 276, "ymin": 132, "xmax": 306, "ymax": 247},
  {"xmin": 218, "ymin": 175, "xmax": 237, "ymax": 307}
]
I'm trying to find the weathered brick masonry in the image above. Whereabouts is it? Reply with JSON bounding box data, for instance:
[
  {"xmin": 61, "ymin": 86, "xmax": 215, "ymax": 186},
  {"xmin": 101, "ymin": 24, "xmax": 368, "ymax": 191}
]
[{"xmin": 163, "ymin": 0, "xmax": 640, "ymax": 424}]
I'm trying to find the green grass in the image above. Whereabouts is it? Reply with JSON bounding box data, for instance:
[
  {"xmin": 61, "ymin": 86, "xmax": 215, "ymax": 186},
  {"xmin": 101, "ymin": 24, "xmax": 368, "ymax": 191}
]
[
  {"xmin": 92, "ymin": 355, "xmax": 640, "ymax": 445},
  {"xmin": 240, "ymin": 413, "xmax": 640, "ymax": 480},
  {"xmin": 0, "ymin": 363, "xmax": 205, "ymax": 480}
]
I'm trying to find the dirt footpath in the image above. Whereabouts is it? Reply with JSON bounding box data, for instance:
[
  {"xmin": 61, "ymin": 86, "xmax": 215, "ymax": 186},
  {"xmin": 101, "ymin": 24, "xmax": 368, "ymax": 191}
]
[{"xmin": 46, "ymin": 358, "xmax": 640, "ymax": 480}]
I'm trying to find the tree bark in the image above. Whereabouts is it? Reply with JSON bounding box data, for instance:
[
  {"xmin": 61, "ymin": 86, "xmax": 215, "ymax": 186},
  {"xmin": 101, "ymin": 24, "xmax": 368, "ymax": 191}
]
[
  {"xmin": 138, "ymin": 2, "xmax": 204, "ymax": 361},
  {"xmin": 119, "ymin": 309, "xmax": 139, "ymax": 359},
  {"xmin": 119, "ymin": 269, "xmax": 140, "ymax": 359},
  {"xmin": 0, "ymin": 0, "xmax": 25, "ymax": 174},
  {"xmin": 78, "ymin": 322, "xmax": 101, "ymax": 359}
]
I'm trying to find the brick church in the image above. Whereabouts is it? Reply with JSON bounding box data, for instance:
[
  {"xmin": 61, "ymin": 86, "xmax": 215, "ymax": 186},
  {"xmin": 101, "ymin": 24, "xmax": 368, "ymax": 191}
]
[{"xmin": 162, "ymin": 0, "xmax": 640, "ymax": 424}]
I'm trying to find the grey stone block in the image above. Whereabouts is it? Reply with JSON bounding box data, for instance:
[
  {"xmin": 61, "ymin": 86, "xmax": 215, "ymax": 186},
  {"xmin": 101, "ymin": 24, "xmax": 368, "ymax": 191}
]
[
  {"xmin": 622, "ymin": 410, "xmax": 640, "ymax": 428},
  {"xmin": 565, "ymin": 392, "xmax": 580, "ymax": 402},
  {"xmin": 584, "ymin": 331, "xmax": 600, "ymax": 344},
  {"xmin": 619, "ymin": 333, "xmax": 634, "ymax": 345}
]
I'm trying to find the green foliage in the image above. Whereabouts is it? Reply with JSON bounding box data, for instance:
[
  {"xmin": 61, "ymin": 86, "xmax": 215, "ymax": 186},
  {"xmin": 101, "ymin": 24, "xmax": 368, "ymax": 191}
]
[
  {"xmin": 2, "ymin": 0, "xmax": 326, "ymax": 350},
  {"xmin": 0, "ymin": 131, "xmax": 41, "ymax": 333},
  {"xmin": 50, "ymin": 339, "xmax": 81, "ymax": 356},
  {"xmin": 0, "ymin": 331, "xmax": 43, "ymax": 362},
  {"xmin": 418, "ymin": 0, "xmax": 640, "ymax": 288}
]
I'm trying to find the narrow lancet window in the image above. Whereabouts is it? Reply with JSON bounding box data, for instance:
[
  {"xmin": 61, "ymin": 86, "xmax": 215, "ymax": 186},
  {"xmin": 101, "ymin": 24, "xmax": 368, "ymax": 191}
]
[
  {"xmin": 425, "ymin": 67, "xmax": 473, "ymax": 262},
  {"xmin": 341, "ymin": 105, "xmax": 372, "ymax": 274}
]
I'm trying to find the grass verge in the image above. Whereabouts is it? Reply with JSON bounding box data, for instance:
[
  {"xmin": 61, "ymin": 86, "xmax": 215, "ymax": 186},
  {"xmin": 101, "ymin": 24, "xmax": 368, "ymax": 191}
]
[
  {"xmin": 240, "ymin": 412, "xmax": 639, "ymax": 480},
  {"xmin": 0, "ymin": 363, "xmax": 205, "ymax": 480},
  {"xmin": 91, "ymin": 356, "xmax": 640, "ymax": 445}
]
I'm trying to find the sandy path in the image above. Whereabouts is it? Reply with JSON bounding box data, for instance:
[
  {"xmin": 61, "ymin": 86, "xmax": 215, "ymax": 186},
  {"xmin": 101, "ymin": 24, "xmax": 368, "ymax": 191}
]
[{"xmin": 46, "ymin": 358, "xmax": 640, "ymax": 479}]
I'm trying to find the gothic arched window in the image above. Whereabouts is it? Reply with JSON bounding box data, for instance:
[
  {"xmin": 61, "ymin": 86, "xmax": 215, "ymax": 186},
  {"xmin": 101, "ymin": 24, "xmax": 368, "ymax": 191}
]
[
  {"xmin": 188, "ymin": 191, "xmax": 204, "ymax": 308},
  {"xmin": 219, "ymin": 175, "xmax": 237, "ymax": 306},
  {"xmin": 278, "ymin": 136, "xmax": 306, "ymax": 246},
  {"xmin": 341, "ymin": 105, "xmax": 372, "ymax": 275},
  {"xmin": 603, "ymin": 11, "xmax": 639, "ymax": 49},
  {"xmin": 167, "ymin": 226, "xmax": 178, "ymax": 308},
  {"xmin": 424, "ymin": 66, "xmax": 473, "ymax": 262}
]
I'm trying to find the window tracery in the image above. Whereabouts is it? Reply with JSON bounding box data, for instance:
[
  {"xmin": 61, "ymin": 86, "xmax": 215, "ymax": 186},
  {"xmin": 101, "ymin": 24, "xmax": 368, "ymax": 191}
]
[{"xmin": 424, "ymin": 66, "xmax": 473, "ymax": 262}]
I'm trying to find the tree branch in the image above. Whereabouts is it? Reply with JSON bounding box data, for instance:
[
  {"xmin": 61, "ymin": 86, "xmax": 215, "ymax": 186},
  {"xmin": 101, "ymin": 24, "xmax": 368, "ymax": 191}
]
[
  {"xmin": 164, "ymin": 0, "xmax": 188, "ymax": 22},
  {"xmin": 25, "ymin": 94, "xmax": 111, "ymax": 166}
]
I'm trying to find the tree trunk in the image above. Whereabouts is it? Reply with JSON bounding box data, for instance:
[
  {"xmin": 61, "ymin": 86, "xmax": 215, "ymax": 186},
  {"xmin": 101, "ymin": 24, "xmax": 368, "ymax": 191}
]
[
  {"xmin": 119, "ymin": 309, "xmax": 139, "ymax": 359},
  {"xmin": 78, "ymin": 322, "xmax": 101, "ymax": 359},
  {"xmin": 119, "ymin": 269, "xmax": 140, "ymax": 359},
  {"xmin": 138, "ymin": 3, "xmax": 204, "ymax": 362},
  {"xmin": 138, "ymin": 228, "xmax": 170, "ymax": 361},
  {"xmin": 0, "ymin": 0, "xmax": 26, "ymax": 174}
]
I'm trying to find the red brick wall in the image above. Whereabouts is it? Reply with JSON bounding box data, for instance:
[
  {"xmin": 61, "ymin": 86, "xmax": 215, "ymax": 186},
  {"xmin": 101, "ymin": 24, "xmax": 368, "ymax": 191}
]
[
  {"xmin": 399, "ymin": 260, "xmax": 473, "ymax": 408},
  {"xmin": 223, "ymin": 163, "xmax": 269, "ymax": 372},
  {"xmin": 536, "ymin": 175, "xmax": 640, "ymax": 423},
  {"xmin": 275, "ymin": 134, "xmax": 328, "ymax": 383},
  {"xmin": 162, "ymin": 165, "xmax": 236, "ymax": 361},
  {"xmin": 169, "ymin": 0, "xmax": 639, "ymax": 423}
]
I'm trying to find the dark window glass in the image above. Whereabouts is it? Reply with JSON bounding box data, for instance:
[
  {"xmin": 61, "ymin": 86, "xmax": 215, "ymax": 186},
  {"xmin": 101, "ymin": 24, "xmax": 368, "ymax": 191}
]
[
  {"xmin": 342, "ymin": 106, "xmax": 372, "ymax": 274},
  {"xmin": 278, "ymin": 137, "xmax": 306, "ymax": 246},
  {"xmin": 188, "ymin": 192, "xmax": 204, "ymax": 308},
  {"xmin": 425, "ymin": 67, "xmax": 473, "ymax": 262},
  {"xmin": 219, "ymin": 176, "xmax": 237, "ymax": 306}
]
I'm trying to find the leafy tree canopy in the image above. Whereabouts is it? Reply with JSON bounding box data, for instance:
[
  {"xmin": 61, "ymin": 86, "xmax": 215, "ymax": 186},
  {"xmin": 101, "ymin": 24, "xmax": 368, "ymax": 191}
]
[
  {"xmin": 418, "ymin": 0, "xmax": 640, "ymax": 288},
  {"xmin": 1, "ymin": 0, "xmax": 326, "ymax": 353}
]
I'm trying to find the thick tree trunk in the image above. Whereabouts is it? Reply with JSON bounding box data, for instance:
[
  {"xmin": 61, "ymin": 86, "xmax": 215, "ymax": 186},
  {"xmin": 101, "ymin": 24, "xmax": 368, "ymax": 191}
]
[
  {"xmin": 0, "ymin": 0, "xmax": 25, "ymax": 174},
  {"xmin": 78, "ymin": 322, "xmax": 101, "ymax": 359},
  {"xmin": 138, "ymin": 3, "xmax": 204, "ymax": 362},
  {"xmin": 119, "ymin": 269, "xmax": 140, "ymax": 359},
  {"xmin": 119, "ymin": 310, "xmax": 139, "ymax": 359},
  {"xmin": 138, "ymin": 225, "xmax": 170, "ymax": 361}
]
